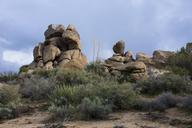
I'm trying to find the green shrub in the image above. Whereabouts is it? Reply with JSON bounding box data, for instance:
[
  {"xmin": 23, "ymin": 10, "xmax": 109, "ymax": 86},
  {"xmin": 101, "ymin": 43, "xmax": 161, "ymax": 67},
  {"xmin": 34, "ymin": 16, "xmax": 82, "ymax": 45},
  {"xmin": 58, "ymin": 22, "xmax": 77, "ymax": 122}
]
[
  {"xmin": 168, "ymin": 43, "xmax": 192, "ymax": 77},
  {"xmin": 135, "ymin": 74, "xmax": 192, "ymax": 95},
  {"xmin": 0, "ymin": 85, "xmax": 27, "ymax": 119},
  {"xmin": 48, "ymin": 104, "xmax": 76, "ymax": 120},
  {"xmin": 49, "ymin": 81, "xmax": 137, "ymax": 120},
  {"xmin": 0, "ymin": 85, "xmax": 20, "ymax": 105},
  {"xmin": 179, "ymin": 96, "xmax": 192, "ymax": 111},
  {"xmin": 0, "ymin": 72, "xmax": 18, "ymax": 83},
  {"xmin": 0, "ymin": 107, "xmax": 13, "ymax": 119},
  {"xmin": 134, "ymin": 93, "xmax": 180, "ymax": 112},
  {"xmin": 78, "ymin": 97, "xmax": 112, "ymax": 120},
  {"xmin": 20, "ymin": 75, "xmax": 56, "ymax": 100}
]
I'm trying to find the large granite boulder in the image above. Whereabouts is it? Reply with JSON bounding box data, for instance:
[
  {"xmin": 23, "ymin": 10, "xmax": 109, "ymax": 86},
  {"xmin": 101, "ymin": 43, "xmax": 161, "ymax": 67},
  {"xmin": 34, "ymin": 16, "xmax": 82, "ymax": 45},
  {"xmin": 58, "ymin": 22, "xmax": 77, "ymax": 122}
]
[
  {"xmin": 33, "ymin": 43, "xmax": 44, "ymax": 62},
  {"xmin": 136, "ymin": 52, "xmax": 153, "ymax": 65},
  {"xmin": 44, "ymin": 24, "xmax": 65, "ymax": 39},
  {"xmin": 153, "ymin": 50, "xmax": 175, "ymax": 64},
  {"xmin": 62, "ymin": 25, "xmax": 81, "ymax": 50},
  {"xmin": 20, "ymin": 24, "xmax": 88, "ymax": 73},
  {"xmin": 43, "ymin": 44, "xmax": 61, "ymax": 63},
  {"xmin": 113, "ymin": 40, "xmax": 125, "ymax": 55}
]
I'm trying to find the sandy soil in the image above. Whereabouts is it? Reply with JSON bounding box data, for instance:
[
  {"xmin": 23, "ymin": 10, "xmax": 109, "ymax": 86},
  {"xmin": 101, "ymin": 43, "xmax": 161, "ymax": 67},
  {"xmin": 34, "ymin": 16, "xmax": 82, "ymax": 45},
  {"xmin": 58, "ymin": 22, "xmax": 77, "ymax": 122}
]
[{"xmin": 1, "ymin": 107, "xmax": 191, "ymax": 128}]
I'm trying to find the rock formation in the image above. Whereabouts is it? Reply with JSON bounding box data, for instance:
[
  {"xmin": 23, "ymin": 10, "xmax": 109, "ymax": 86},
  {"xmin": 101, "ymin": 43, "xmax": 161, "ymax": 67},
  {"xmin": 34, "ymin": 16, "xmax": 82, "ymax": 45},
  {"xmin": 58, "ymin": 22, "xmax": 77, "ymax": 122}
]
[
  {"xmin": 104, "ymin": 41, "xmax": 147, "ymax": 81},
  {"xmin": 103, "ymin": 41, "xmax": 176, "ymax": 81},
  {"xmin": 20, "ymin": 24, "xmax": 87, "ymax": 73}
]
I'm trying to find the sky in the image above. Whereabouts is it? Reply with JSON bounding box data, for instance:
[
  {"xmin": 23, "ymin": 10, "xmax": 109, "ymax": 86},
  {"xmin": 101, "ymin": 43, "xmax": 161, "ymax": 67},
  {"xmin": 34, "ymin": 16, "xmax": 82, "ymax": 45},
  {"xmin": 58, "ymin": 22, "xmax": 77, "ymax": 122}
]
[{"xmin": 0, "ymin": 0, "xmax": 192, "ymax": 72}]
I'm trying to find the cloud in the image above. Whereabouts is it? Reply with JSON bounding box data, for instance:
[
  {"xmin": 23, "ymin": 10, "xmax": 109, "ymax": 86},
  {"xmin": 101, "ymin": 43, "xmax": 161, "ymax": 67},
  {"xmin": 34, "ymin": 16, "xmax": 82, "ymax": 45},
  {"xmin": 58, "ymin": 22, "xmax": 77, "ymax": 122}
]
[
  {"xmin": 0, "ymin": 37, "xmax": 10, "ymax": 45},
  {"xmin": 2, "ymin": 50, "xmax": 33, "ymax": 66}
]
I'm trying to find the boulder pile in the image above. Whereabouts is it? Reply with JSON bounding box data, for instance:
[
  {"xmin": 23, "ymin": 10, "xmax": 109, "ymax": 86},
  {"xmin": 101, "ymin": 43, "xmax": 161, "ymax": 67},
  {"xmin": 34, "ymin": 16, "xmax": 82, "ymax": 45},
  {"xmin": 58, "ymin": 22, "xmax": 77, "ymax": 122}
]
[
  {"xmin": 104, "ymin": 40, "xmax": 147, "ymax": 81},
  {"xmin": 103, "ymin": 40, "xmax": 175, "ymax": 81},
  {"xmin": 20, "ymin": 24, "xmax": 87, "ymax": 73}
]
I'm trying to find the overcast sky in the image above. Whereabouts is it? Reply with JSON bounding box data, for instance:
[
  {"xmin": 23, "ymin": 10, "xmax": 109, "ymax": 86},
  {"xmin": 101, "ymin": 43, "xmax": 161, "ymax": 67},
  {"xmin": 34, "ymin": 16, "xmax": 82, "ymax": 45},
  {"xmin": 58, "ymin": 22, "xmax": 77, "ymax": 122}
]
[{"xmin": 0, "ymin": 0, "xmax": 192, "ymax": 72}]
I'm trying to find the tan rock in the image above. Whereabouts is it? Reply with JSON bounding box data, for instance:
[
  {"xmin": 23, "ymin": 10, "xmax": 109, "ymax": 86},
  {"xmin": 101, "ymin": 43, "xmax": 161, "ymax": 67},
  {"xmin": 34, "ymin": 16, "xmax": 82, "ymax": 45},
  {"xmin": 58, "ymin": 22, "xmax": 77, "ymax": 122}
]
[
  {"xmin": 113, "ymin": 61, "xmax": 146, "ymax": 72},
  {"xmin": 136, "ymin": 52, "xmax": 153, "ymax": 65},
  {"xmin": 44, "ymin": 61, "xmax": 53, "ymax": 70},
  {"xmin": 108, "ymin": 54, "xmax": 125, "ymax": 62},
  {"xmin": 153, "ymin": 50, "xmax": 175, "ymax": 64},
  {"xmin": 62, "ymin": 25, "xmax": 81, "ymax": 50},
  {"xmin": 33, "ymin": 43, "xmax": 44, "ymax": 62},
  {"xmin": 113, "ymin": 40, "xmax": 125, "ymax": 54},
  {"xmin": 124, "ymin": 51, "xmax": 133, "ymax": 63},
  {"xmin": 43, "ymin": 45, "xmax": 61, "ymax": 63},
  {"xmin": 58, "ymin": 49, "xmax": 81, "ymax": 62},
  {"xmin": 58, "ymin": 50, "xmax": 88, "ymax": 70},
  {"xmin": 44, "ymin": 24, "xmax": 65, "ymax": 39}
]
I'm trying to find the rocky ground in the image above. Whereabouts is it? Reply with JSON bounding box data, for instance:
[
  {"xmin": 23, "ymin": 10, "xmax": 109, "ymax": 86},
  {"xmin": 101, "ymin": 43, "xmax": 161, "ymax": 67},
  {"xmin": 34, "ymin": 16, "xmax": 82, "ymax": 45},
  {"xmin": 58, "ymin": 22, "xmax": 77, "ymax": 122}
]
[{"xmin": 0, "ymin": 102, "xmax": 191, "ymax": 128}]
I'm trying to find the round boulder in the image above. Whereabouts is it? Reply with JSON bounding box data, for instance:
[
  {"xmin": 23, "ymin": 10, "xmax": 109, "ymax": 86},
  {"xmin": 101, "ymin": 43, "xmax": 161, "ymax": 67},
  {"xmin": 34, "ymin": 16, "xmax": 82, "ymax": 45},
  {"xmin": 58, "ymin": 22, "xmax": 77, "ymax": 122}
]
[{"xmin": 113, "ymin": 40, "xmax": 125, "ymax": 54}]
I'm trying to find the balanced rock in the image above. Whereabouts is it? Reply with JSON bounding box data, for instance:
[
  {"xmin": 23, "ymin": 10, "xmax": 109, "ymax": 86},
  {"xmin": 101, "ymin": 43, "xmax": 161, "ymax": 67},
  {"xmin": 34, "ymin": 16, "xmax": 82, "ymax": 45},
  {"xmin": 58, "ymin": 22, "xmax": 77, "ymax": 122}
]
[
  {"xmin": 44, "ymin": 24, "xmax": 65, "ymax": 39},
  {"xmin": 113, "ymin": 40, "xmax": 125, "ymax": 55},
  {"xmin": 104, "ymin": 41, "xmax": 147, "ymax": 81}
]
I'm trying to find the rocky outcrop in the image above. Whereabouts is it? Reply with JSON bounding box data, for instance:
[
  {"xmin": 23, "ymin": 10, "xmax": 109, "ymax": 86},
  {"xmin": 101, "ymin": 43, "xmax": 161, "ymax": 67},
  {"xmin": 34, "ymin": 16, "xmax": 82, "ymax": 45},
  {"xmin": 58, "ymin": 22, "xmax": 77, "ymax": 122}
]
[
  {"xmin": 104, "ymin": 41, "xmax": 147, "ymax": 81},
  {"xmin": 136, "ymin": 52, "xmax": 154, "ymax": 65},
  {"xmin": 20, "ymin": 24, "xmax": 87, "ymax": 73},
  {"xmin": 152, "ymin": 50, "xmax": 175, "ymax": 64}
]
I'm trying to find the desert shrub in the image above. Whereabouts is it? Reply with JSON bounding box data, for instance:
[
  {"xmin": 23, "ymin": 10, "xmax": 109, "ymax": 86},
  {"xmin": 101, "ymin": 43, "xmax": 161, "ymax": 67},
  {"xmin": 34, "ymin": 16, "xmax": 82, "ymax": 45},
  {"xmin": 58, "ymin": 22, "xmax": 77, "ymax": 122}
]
[
  {"xmin": 168, "ymin": 43, "xmax": 192, "ymax": 77},
  {"xmin": 49, "ymin": 82, "xmax": 137, "ymax": 120},
  {"xmin": 0, "ymin": 107, "xmax": 13, "ymax": 119},
  {"xmin": 20, "ymin": 75, "xmax": 56, "ymax": 100},
  {"xmin": 78, "ymin": 97, "xmax": 112, "ymax": 120},
  {"xmin": 134, "ymin": 93, "xmax": 180, "ymax": 112},
  {"xmin": 86, "ymin": 62, "xmax": 111, "ymax": 77},
  {"xmin": 0, "ymin": 85, "xmax": 20, "ymax": 105},
  {"xmin": 0, "ymin": 72, "xmax": 18, "ymax": 83},
  {"xmin": 48, "ymin": 104, "xmax": 77, "ymax": 120},
  {"xmin": 179, "ymin": 96, "xmax": 192, "ymax": 111},
  {"xmin": 0, "ymin": 85, "xmax": 26, "ymax": 119},
  {"xmin": 94, "ymin": 83, "xmax": 137, "ymax": 110},
  {"xmin": 135, "ymin": 74, "xmax": 192, "ymax": 95}
]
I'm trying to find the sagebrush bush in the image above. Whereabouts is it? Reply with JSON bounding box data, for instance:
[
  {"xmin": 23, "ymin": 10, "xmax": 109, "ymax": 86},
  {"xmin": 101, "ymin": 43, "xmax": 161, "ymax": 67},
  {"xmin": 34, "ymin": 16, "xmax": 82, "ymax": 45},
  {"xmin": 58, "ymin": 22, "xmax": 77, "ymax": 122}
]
[
  {"xmin": 0, "ymin": 85, "xmax": 27, "ymax": 119},
  {"xmin": 49, "ymin": 81, "xmax": 137, "ymax": 120},
  {"xmin": 0, "ymin": 85, "xmax": 20, "ymax": 105},
  {"xmin": 135, "ymin": 74, "xmax": 192, "ymax": 95},
  {"xmin": 168, "ymin": 43, "xmax": 192, "ymax": 77},
  {"xmin": 48, "ymin": 104, "xmax": 76, "ymax": 120},
  {"xmin": 179, "ymin": 96, "xmax": 192, "ymax": 111},
  {"xmin": 0, "ymin": 72, "xmax": 18, "ymax": 83},
  {"xmin": 134, "ymin": 93, "xmax": 180, "ymax": 112},
  {"xmin": 78, "ymin": 97, "xmax": 112, "ymax": 120},
  {"xmin": 20, "ymin": 75, "xmax": 56, "ymax": 100}
]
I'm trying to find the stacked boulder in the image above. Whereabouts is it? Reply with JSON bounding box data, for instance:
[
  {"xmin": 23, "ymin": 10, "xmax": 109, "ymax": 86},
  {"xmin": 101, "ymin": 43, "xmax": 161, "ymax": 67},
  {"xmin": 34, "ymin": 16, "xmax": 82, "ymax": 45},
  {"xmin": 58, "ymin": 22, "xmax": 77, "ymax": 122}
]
[
  {"xmin": 20, "ymin": 24, "xmax": 87, "ymax": 73},
  {"xmin": 104, "ymin": 40, "xmax": 147, "ymax": 81}
]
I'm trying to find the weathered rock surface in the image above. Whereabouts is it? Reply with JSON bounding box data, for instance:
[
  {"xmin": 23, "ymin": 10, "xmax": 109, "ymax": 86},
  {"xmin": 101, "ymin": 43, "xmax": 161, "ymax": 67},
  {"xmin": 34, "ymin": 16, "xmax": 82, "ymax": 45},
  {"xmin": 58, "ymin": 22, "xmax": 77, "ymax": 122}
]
[
  {"xmin": 153, "ymin": 50, "xmax": 175, "ymax": 64},
  {"xmin": 136, "ymin": 52, "xmax": 153, "ymax": 65},
  {"xmin": 62, "ymin": 25, "xmax": 81, "ymax": 50},
  {"xmin": 20, "ymin": 24, "xmax": 88, "ymax": 73},
  {"xmin": 113, "ymin": 40, "xmax": 125, "ymax": 55},
  {"xmin": 104, "ymin": 41, "xmax": 147, "ymax": 81},
  {"xmin": 44, "ymin": 24, "xmax": 65, "ymax": 39}
]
